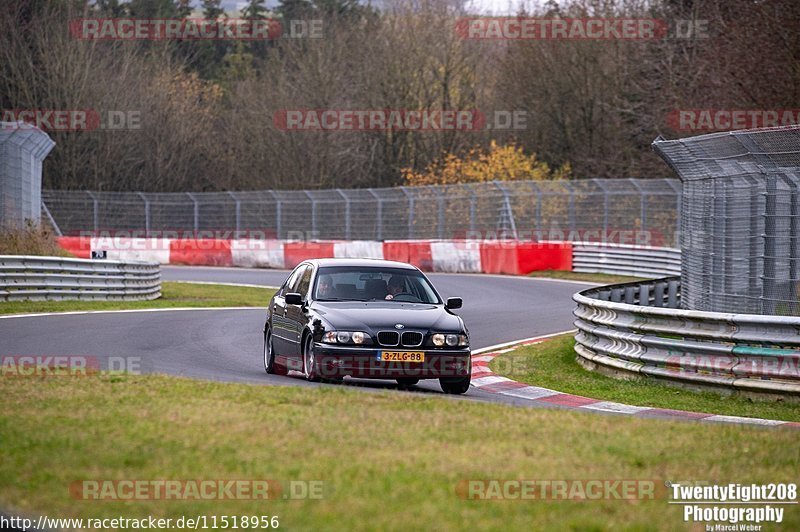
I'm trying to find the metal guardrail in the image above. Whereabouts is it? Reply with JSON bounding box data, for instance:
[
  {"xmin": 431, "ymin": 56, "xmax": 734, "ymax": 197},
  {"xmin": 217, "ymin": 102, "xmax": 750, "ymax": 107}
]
[
  {"xmin": 573, "ymin": 277, "xmax": 800, "ymax": 399},
  {"xmin": 573, "ymin": 244, "xmax": 681, "ymax": 278},
  {"xmin": 0, "ymin": 256, "xmax": 161, "ymax": 302}
]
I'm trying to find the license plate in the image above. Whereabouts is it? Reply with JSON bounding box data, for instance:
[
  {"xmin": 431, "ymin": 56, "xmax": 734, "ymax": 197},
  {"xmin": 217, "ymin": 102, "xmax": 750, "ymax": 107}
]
[{"xmin": 378, "ymin": 351, "xmax": 425, "ymax": 363}]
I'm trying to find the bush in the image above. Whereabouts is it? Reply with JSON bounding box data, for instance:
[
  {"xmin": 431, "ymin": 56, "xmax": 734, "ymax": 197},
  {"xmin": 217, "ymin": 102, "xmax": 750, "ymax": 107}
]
[{"xmin": 0, "ymin": 222, "xmax": 70, "ymax": 257}]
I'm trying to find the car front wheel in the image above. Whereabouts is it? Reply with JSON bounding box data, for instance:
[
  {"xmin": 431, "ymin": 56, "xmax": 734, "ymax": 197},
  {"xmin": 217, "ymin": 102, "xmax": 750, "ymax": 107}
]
[{"xmin": 439, "ymin": 376, "xmax": 470, "ymax": 395}]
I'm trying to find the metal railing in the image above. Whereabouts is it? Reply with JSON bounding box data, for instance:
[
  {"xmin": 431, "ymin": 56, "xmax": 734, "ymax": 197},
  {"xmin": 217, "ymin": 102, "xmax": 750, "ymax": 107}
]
[
  {"xmin": 573, "ymin": 277, "xmax": 800, "ymax": 398},
  {"xmin": 572, "ymin": 244, "xmax": 681, "ymax": 278},
  {"xmin": 0, "ymin": 256, "xmax": 161, "ymax": 302},
  {"xmin": 41, "ymin": 178, "xmax": 681, "ymax": 245}
]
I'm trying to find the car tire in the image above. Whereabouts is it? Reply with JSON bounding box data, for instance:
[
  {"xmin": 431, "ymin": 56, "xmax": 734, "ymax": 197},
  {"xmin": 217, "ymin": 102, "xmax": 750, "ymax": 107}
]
[
  {"xmin": 439, "ymin": 376, "xmax": 470, "ymax": 395},
  {"xmin": 304, "ymin": 336, "xmax": 320, "ymax": 382},
  {"xmin": 264, "ymin": 328, "xmax": 276, "ymax": 374},
  {"xmin": 396, "ymin": 378, "xmax": 419, "ymax": 387}
]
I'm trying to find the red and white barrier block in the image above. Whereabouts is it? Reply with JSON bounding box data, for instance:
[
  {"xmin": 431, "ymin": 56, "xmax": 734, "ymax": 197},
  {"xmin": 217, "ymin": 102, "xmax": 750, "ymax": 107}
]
[{"xmin": 58, "ymin": 237, "xmax": 573, "ymax": 275}]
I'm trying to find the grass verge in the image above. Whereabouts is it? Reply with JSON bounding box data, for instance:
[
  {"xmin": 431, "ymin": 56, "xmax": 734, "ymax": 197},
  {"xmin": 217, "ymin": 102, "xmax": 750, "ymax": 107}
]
[
  {"xmin": 528, "ymin": 269, "xmax": 645, "ymax": 284},
  {"xmin": 1, "ymin": 374, "xmax": 798, "ymax": 530},
  {"xmin": 0, "ymin": 282, "xmax": 274, "ymax": 315},
  {"xmin": 490, "ymin": 334, "xmax": 800, "ymax": 422}
]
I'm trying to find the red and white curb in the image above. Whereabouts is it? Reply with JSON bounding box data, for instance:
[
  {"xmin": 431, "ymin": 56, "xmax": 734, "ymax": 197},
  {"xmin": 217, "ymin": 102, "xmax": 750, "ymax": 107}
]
[{"xmin": 470, "ymin": 334, "xmax": 800, "ymax": 429}]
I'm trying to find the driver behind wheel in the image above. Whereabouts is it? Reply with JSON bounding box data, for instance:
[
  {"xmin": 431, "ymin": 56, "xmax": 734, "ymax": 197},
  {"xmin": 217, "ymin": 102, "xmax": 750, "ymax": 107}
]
[
  {"xmin": 385, "ymin": 275, "xmax": 406, "ymax": 300},
  {"xmin": 317, "ymin": 274, "xmax": 335, "ymax": 299}
]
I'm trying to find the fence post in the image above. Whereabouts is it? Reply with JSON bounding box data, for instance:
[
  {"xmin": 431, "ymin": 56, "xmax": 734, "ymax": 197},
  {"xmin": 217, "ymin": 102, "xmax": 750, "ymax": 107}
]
[
  {"xmin": 336, "ymin": 189, "xmax": 351, "ymax": 240},
  {"xmin": 400, "ymin": 186, "xmax": 414, "ymax": 239},
  {"xmin": 562, "ymin": 181, "xmax": 576, "ymax": 234},
  {"xmin": 86, "ymin": 190, "xmax": 99, "ymax": 234},
  {"xmin": 665, "ymin": 178, "xmax": 682, "ymax": 248},
  {"xmin": 186, "ymin": 192, "xmax": 199, "ymax": 235},
  {"xmin": 268, "ymin": 190, "xmax": 281, "ymax": 239},
  {"xmin": 368, "ymin": 189, "xmax": 382, "ymax": 240},
  {"xmin": 304, "ymin": 190, "xmax": 316, "ymax": 237},
  {"xmin": 592, "ymin": 178, "xmax": 609, "ymax": 236},
  {"xmin": 628, "ymin": 177, "xmax": 646, "ymax": 234},
  {"xmin": 227, "ymin": 191, "xmax": 241, "ymax": 235},
  {"xmin": 468, "ymin": 185, "xmax": 477, "ymax": 234},
  {"xmin": 430, "ymin": 185, "xmax": 445, "ymax": 240},
  {"xmin": 137, "ymin": 192, "xmax": 151, "ymax": 236}
]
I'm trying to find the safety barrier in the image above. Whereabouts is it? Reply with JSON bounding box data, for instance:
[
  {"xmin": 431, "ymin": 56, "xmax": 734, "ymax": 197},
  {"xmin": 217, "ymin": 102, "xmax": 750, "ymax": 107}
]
[
  {"xmin": 573, "ymin": 243, "xmax": 680, "ymax": 277},
  {"xmin": 60, "ymin": 237, "xmax": 680, "ymax": 277},
  {"xmin": 62, "ymin": 237, "xmax": 575, "ymax": 275},
  {"xmin": 0, "ymin": 255, "xmax": 161, "ymax": 302},
  {"xmin": 573, "ymin": 277, "xmax": 800, "ymax": 400}
]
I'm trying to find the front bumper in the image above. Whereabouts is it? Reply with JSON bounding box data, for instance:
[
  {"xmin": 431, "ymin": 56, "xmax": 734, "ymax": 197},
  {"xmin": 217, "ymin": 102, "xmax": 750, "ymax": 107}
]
[{"xmin": 312, "ymin": 343, "xmax": 471, "ymax": 379}]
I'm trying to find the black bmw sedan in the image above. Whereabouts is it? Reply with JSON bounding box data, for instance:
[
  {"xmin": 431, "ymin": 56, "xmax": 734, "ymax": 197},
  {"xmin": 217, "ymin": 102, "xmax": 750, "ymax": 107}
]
[{"xmin": 263, "ymin": 258, "xmax": 471, "ymax": 394}]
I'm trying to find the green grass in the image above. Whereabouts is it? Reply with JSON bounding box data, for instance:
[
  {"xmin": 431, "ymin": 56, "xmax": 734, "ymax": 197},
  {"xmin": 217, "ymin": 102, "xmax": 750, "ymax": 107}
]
[
  {"xmin": 490, "ymin": 335, "xmax": 800, "ymax": 422},
  {"xmin": 528, "ymin": 269, "xmax": 645, "ymax": 284},
  {"xmin": 1, "ymin": 374, "xmax": 798, "ymax": 530},
  {"xmin": 0, "ymin": 282, "xmax": 274, "ymax": 314}
]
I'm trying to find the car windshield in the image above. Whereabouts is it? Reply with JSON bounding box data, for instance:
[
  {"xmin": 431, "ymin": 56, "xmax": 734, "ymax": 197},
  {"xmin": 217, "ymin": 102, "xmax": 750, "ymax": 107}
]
[{"xmin": 314, "ymin": 266, "xmax": 441, "ymax": 304}]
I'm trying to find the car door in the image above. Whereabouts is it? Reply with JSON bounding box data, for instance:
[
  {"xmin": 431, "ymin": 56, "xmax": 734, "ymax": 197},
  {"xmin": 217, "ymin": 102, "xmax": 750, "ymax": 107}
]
[
  {"xmin": 271, "ymin": 265, "xmax": 304, "ymax": 357},
  {"xmin": 285, "ymin": 264, "xmax": 313, "ymax": 364}
]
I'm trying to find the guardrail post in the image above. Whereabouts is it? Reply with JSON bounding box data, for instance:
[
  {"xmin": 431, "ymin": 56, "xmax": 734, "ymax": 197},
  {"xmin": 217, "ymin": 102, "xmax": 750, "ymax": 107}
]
[{"xmin": 667, "ymin": 279, "xmax": 679, "ymax": 308}]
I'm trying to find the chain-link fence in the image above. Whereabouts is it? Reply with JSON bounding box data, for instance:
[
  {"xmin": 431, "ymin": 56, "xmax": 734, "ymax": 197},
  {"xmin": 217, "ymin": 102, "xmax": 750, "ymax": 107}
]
[
  {"xmin": 654, "ymin": 125, "xmax": 800, "ymax": 316},
  {"xmin": 1, "ymin": 123, "xmax": 55, "ymax": 229},
  {"xmin": 42, "ymin": 178, "xmax": 681, "ymax": 246}
]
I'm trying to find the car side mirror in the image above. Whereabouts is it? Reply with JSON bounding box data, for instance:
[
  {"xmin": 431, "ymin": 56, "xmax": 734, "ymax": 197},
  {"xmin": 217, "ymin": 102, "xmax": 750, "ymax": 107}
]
[
  {"xmin": 285, "ymin": 292, "xmax": 303, "ymax": 305},
  {"xmin": 445, "ymin": 297, "xmax": 462, "ymax": 310}
]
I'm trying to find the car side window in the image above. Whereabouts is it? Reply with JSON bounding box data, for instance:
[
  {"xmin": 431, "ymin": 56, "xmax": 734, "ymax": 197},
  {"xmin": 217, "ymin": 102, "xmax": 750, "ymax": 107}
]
[
  {"xmin": 280, "ymin": 266, "xmax": 304, "ymax": 296},
  {"xmin": 296, "ymin": 266, "xmax": 313, "ymax": 298}
]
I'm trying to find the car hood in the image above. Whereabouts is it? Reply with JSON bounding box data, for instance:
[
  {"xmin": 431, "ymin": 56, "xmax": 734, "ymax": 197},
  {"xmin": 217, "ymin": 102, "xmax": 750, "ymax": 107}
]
[{"xmin": 311, "ymin": 301, "xmax": 463, "ymax": 333}]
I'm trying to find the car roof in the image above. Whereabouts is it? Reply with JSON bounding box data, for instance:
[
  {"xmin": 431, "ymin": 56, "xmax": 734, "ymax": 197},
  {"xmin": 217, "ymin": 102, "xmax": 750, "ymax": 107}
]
[{"xmin": 305, "ymin": 258, "xmax": 419, "ymax": 270}]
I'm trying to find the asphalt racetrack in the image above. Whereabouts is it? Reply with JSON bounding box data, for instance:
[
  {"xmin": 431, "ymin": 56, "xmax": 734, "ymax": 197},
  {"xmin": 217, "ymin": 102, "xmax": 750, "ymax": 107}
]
[{"xmin": 0, "ymin": 266, "xmax": 595, "ymax": 405}]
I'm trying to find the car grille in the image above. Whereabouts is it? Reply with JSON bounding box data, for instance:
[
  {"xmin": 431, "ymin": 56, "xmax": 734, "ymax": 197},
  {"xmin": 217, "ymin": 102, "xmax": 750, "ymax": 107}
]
[
  {"xmin": 377, "ymin": 331, "xmax": 400, "ymax": 346},
  {"xmin": 401, "ymin": 331, "xmax": 423, "ymax": 347}
]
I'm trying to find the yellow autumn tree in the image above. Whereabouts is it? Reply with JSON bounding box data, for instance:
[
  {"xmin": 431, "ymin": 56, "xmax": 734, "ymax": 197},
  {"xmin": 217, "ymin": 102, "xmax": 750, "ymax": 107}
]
[{"xmin": 402, "ymin": 141, "xmax": 571, "ymax": 186}]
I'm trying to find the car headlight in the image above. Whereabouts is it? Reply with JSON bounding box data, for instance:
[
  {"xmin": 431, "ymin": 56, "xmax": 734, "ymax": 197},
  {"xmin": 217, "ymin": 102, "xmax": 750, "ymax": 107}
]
[
  {"xmin": 322, "ymin": 331, "xmax": 369, "ymax": 344},
  {"xmin": 432, "ymin": 333, "xmax": 468, "ymax": 347}
]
